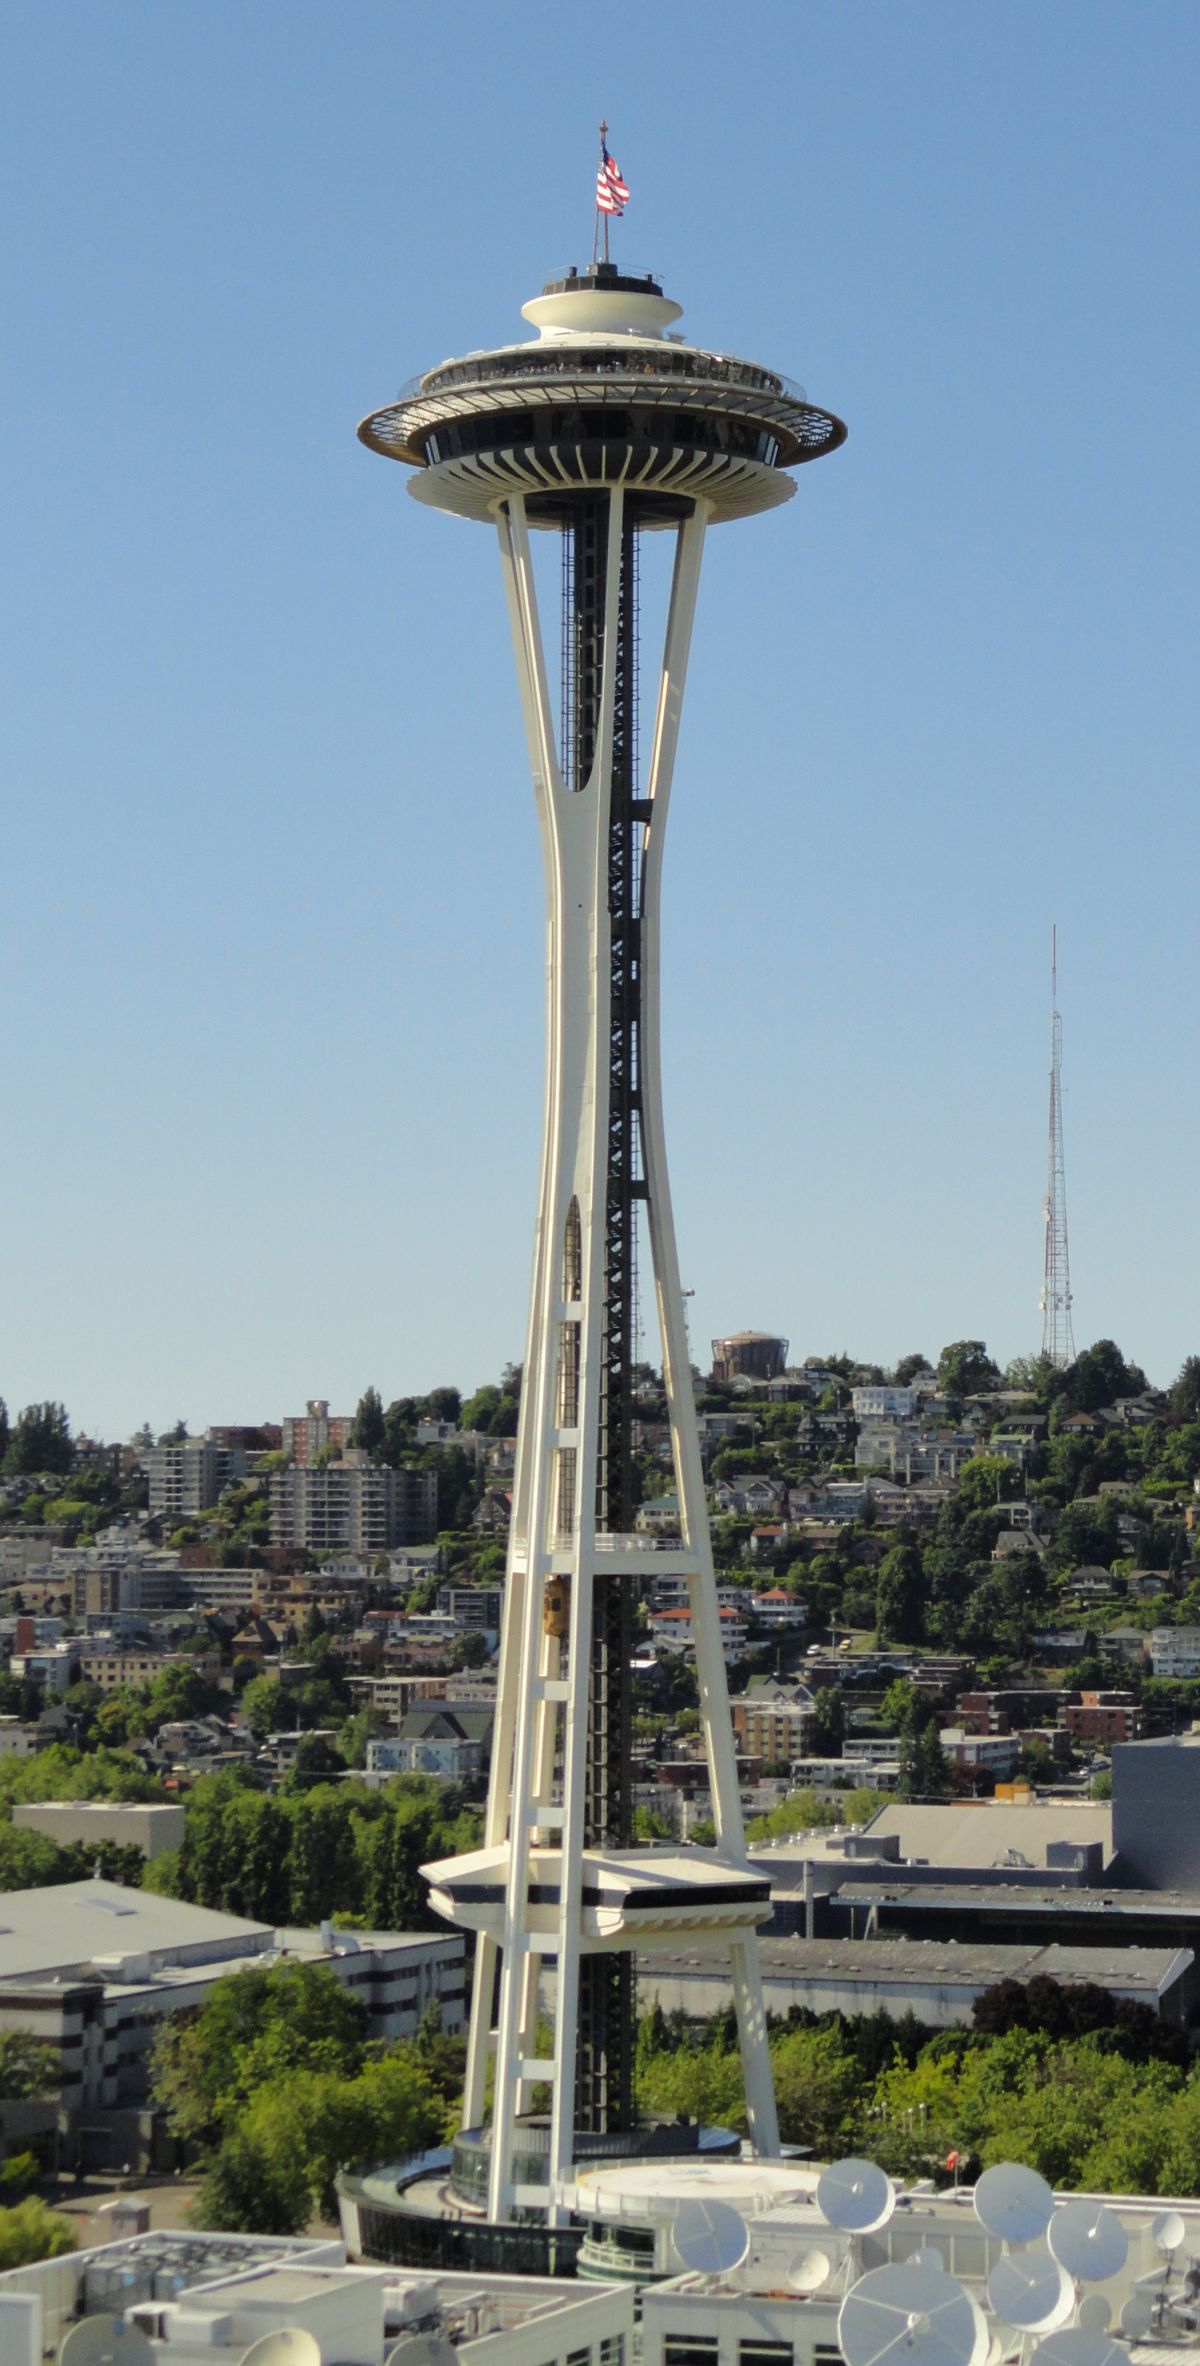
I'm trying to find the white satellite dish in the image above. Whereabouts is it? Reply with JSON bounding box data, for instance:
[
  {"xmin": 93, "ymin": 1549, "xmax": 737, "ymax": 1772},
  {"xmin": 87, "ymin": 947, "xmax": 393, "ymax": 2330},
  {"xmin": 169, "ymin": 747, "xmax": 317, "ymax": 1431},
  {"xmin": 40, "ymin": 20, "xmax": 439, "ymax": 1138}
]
[
  {"xmin": 239, "ymin": 2332, "xmax": 323, "ymax": 2366},
  {"xmin": 1077, "ymin": 2296, "xmax": 1112, "ymax": 2333},
  {"xmin": 1048, "ymin": 2203, "xmax": 1128, "ymax": 2285},
  {"xmin": 788, "ymin": 2247, "xmax": 834, "ymax": 2294},
  {"xmin": 672, "ymin": 2200, "xmax": 750, "ymax": 2277},
  {"xmin": 840, "ymin": 2262, "xmax": 989, "ymax": 2366},
  {"xmin": 974, "ymin": 2162, "xmax": 1055, "ymax": 2245},
  {"xmin": 60, "ymin": 2321, "xmax": 156, "ymax": 2366},
  {"xmin": 987, "ymin": 2250, "xmax": 1074, "ymax": 2332},
  {"xmin": 1119, "ymin": 2294, "xmax": 1155, "ymax": 2340},
  {"xmin": 818, "ymin": 2157, "xmax": 896, "ymax": 2235},
  {"xmin": 1153, "ymin": 2211, "xmax": 1186, "ymax": 2255},
  {"xmin": 384, "ymin": 2337, "xmax": 457, "ymax": 2366},
  {"xmin": 1029, "ymin": 2329, "xmax": 1126, "ymax": 2366},
  {"xmin": 914, "ymin": 2248, "xmax": 946, "ymax": 2272}
]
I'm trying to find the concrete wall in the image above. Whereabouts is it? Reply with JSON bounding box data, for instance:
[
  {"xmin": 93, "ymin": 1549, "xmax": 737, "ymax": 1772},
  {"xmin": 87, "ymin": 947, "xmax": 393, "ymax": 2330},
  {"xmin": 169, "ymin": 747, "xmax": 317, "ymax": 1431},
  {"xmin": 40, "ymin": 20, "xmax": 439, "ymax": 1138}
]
[
  {"xmin": 1112, "ymin": 1737, "xmax": 1200, "ymax": 1889},
  {"xmin": 12, "ymin": 1801, "xmax": 186, "ymax": 1859}
]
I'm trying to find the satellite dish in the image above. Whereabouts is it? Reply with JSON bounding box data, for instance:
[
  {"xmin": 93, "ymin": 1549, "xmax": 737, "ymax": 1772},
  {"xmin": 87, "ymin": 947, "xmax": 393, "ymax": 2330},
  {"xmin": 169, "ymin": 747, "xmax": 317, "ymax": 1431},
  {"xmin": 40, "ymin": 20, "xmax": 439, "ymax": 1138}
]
[
  {"xmin": 384, "ymin": 2338, "xmax": 457, "ymax": 2366},
  {"xmin": 1029, "ymin": 2330, "xmax": 1126, "ymax": 2366},
  {"xmin": 1048, "ymin": 2203, "xmax": 1128, "ymax": 2285},
  {"xmin": 1153, "ymin": 2211, "xmax": 1186, "ymax": 2254},
  {"xmin": 1119, "ymin": 2294, "xmax": 1155, "ymax": 2340},
  {"xmin": 672, "ymin": 2200, "xmax": 750, "ymax": 2277},
  {"xmin": 60, "ymin": 2323, "xmax": 156, "ymax": 2366},
  {"xmin": 1077, "ymin": 2296, "xmax": 1111, "ymax": 2333},
  {"xmin": 974, "ymin": 2162, "xmax": 1055, "ymax": 2245},
  {"xmin": 840, "ymin": 2261, "xmax": 989, "ymax": 2366},
  {"xmin": 788, "ymin": 2248, "xmax": 834, "ymax": 2294},
  {"xmin": 914, "ymin": 2248, "xmax": 946, "ymax": 2272},
  {"xmin": 818, "ymin": 2157, "xmax": 896, "ymax": 2235},
  {"xmin": 239, "ymin": 2333, "xmax": 323, "ymax": 2366},
  {"xmin": 987, "ymin": 2251, "xmax": 1074, "ymax": 2332}
]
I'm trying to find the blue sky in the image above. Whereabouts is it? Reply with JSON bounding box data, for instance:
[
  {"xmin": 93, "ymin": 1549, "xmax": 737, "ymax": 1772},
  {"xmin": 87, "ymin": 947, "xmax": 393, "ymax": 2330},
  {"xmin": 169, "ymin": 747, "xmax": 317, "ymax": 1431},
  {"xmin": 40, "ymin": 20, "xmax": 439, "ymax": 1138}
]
[{"xmin": 2, "ymin": 2, "xmax": 1196, "ymax": 1439}]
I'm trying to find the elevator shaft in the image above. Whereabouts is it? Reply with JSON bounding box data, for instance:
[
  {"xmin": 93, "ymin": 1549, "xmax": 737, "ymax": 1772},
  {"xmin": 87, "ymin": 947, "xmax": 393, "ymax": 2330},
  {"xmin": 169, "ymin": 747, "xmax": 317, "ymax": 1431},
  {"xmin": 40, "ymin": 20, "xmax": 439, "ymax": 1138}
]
[{"xmin": 566, "ymin": 495, "xmax": 640, "ymax": 2130}]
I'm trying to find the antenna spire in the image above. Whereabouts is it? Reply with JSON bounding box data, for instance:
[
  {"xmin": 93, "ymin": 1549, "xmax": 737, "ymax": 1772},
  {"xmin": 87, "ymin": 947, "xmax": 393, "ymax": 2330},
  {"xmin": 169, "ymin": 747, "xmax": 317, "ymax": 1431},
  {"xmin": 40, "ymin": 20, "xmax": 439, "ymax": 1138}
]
[{"xmin": 1040, "ymin": 926, "xmax": 1075, "ymax": 1367}]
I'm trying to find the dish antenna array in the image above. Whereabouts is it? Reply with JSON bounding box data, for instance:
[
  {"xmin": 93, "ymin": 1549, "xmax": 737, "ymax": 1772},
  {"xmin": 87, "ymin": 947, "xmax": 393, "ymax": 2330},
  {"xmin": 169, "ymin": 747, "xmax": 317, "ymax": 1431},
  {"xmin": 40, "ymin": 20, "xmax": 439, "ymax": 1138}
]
[
  {"xmin": 816, "ymin": 2156, "xmax": 1200, "ymax": 2366},
  {"xmin": 384, "ymin": 2335, "xmax": 458, "ymax": 2366},
  {"xmin": 672, "ymin": 2199, "xmax": 751, "ymax": 2278},
  {"xmin": 60, "ymin": 2324, "xmax": 156, "ymax": 2366},
  {"xmin": 59, "ymin": 2328, "xmax": 324, "ymax": 2366},
  {"xmin": 839, "ymin": 2258, "xmax": 989, "ymax": 2366},
  {"xmin": 1115, "ymin": 2206, "xmax": 1198, "ymax": 2342}
]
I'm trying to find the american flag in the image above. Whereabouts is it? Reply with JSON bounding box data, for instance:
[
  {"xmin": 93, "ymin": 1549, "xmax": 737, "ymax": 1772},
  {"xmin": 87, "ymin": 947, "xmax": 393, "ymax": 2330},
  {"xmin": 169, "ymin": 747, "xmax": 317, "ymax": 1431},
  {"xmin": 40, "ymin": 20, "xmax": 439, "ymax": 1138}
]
[{"xmin": 596, "ymin": 141, "xmax": 629, "ymax": 216}]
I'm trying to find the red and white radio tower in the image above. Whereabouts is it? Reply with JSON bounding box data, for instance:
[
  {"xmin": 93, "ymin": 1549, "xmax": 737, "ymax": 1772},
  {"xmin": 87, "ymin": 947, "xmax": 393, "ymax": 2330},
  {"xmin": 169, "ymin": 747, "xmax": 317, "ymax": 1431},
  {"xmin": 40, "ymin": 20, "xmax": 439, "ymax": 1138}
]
[{"xmin": 1040, "ymin": 926, "xmax": 1075, "ymax": 1367}]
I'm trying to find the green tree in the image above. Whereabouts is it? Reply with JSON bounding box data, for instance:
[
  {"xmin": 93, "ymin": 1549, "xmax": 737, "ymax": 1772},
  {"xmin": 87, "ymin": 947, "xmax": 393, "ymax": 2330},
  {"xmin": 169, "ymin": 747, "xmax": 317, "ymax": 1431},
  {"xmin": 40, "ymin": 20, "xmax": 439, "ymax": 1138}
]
[
  {"xmin": 4, "ymin": 1402, "xmax": 73, "ymax": 1476},
  {"xmin": 241, "ymin": 1676, "xmax": 297, "ymax": 1740},
  {"xmin": 350, "ymin": 1387, "xmax": 385, "ymax": 1455},
  {"xmin": 936, "ymin": 1343, "xmax": 1000, "ymax": 1400},
  {"xmin": 809, "ymin": 1687, "xmax": 845, "ymax": 1757},
  {"xmin": 192, "ymin": 2127, "xmax": 311, "ymax": 2235},
  {"xmin": 954, "ymin": 1456, "xmax": 1020, "ymax": 1513},
  {"xmin": 893, "ymin": 1354, "xmax": 930, "ymax": 1388},
  {"xmin": 875, "ymin": 1537, "xmax": 926, "ymax": 1645},
  {"xmin": 0, "ymin": 2032, "xmax": 57, "ymax": 2100},
  {"xmin": 153, "ymin": 1960, "xmax": 366, "ymax": 2154},
  {"xmin": 771, "ymin": 2021, "xmax": 864, "ymax": 2154},
  {"xmin": 919, "ymin": 1723, "xmax": 951, "ymax": 1797},
  {"xmin": 1169, "ymin": 1357, "xmax": 1200, "ymax": 1425},
  {"xmin": 1062, "ymin": 1339, "xmax": 1148, "ymax": 1415},
  {"xmin": 0, "ymin": 2195, "xmax": 77, "ymax": 2268}
]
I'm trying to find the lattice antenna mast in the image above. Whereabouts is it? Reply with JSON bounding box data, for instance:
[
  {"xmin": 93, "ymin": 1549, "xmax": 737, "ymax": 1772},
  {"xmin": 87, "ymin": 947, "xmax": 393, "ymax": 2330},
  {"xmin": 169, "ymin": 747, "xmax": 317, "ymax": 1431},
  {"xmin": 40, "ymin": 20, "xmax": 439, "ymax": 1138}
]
[{"xmin": 1040, "ymin": 926, "xmax": 1075, "ymax": 1366}]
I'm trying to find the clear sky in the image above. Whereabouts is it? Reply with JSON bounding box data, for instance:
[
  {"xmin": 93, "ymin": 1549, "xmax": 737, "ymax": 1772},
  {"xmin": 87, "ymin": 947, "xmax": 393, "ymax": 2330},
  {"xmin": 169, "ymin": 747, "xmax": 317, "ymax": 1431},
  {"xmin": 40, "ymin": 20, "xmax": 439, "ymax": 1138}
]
[{"xmin": 2, "ymin": 2, "xmax": 1196, "ymax": 1441}]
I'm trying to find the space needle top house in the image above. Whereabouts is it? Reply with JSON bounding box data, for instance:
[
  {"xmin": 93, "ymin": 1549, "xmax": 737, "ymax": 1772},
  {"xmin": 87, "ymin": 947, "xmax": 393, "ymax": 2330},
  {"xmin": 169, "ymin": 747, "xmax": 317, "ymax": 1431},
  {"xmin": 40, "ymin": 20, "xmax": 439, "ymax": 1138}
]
[{"xmin": 359, "ymin": 141, "xmax": 845, "ymax": 2226}]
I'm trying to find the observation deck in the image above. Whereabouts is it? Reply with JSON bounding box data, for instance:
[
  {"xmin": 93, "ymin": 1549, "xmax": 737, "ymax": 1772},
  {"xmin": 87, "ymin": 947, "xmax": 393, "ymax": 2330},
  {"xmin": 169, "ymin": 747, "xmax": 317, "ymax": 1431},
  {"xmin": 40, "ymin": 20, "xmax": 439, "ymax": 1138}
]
[{"xmin": 358, "ymin": 262, "xmax": 846, "ymax": 526}]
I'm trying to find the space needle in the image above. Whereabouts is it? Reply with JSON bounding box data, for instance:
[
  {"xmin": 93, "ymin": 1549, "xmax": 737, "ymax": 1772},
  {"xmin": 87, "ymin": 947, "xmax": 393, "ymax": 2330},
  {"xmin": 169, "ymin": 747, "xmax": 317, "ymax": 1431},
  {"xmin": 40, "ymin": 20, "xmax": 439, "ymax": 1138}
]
[{"xmin": 359, "ymin": 136, "xmax": 845, "ymax": 2225}]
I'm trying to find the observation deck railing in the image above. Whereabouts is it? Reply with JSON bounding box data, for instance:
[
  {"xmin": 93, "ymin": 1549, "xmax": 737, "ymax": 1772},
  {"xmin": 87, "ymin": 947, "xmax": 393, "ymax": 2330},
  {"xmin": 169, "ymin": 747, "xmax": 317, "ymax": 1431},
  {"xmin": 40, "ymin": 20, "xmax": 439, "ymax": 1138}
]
[{"xmin": 393, "ymin": 344, "xmax": 808, "ymax": 408}]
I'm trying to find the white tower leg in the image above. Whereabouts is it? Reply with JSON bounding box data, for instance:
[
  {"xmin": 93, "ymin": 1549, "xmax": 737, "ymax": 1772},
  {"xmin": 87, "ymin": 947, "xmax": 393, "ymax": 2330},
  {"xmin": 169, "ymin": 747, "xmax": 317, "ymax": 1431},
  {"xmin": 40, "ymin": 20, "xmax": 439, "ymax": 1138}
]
[{"xmin": 442, "ymin": 488, "xmax": 778, "ymax": 2221}]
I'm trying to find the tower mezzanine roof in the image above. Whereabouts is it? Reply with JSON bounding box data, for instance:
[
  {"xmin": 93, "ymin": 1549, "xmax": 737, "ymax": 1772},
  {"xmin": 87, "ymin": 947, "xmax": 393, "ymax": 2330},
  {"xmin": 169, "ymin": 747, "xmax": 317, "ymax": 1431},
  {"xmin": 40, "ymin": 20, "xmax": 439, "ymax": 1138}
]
[{"xmin": 358, "ymin": 263, "xmax": 845, "ymax": 526}]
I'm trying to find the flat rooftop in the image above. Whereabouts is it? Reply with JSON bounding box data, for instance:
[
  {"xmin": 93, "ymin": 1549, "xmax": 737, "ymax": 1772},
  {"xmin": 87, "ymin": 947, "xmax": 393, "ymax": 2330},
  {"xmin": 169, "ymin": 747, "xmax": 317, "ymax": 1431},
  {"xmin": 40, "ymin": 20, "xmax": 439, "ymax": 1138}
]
[
  {"xmin": 861, "ymin": 1799, "xmax": 1113, "ymax": 1867},
  {"xmin": 0, "ymin": 1880, "xmax": 271, "ymax": 1983},
  {"xmin": 841, "ymin": 1881, "xmax": 1200, "ymax": 1920},
  {"xmin": 643, "ymin": 1935, "xmax": 1191, "ymax": 1996}
]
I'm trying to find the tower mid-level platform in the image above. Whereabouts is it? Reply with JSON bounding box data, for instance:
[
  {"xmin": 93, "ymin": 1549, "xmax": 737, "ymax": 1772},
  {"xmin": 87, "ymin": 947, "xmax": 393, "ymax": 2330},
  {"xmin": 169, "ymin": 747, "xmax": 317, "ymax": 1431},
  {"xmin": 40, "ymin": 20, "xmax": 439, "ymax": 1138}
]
[{"xmin": 423, "ymin": 1843, "xmax": 772, "ymax": 1946}]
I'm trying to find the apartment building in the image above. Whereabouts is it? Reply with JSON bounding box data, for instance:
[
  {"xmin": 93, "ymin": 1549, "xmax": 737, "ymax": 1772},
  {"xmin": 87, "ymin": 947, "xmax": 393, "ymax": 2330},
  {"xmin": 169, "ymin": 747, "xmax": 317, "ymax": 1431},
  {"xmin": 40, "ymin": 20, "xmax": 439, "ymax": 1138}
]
[
  {"xmin": 281, "ymin": 1399, "xmax": 354, "ymax": 1465},
  {"xmin": 269, "ymin": 1458, "xmax": 437, "ymax": 1553},
  {"xmin": 143, "ymin": 1440, "xmax": 247, "ymax": 1520}
]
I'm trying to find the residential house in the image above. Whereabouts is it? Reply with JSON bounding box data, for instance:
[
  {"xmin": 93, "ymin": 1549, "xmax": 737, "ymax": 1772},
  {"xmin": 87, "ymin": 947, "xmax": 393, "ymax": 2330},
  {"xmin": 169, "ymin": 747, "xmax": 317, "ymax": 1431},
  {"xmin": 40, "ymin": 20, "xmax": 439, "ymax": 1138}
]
[
  {"xmin": 472, "ymin": 1490, "xmax": 512, "ymax": 1534},
  {"xmin": 367, "ymin": 1707, "xmax": 490, "ymax": 1782},
  {"xmin": 648, "ymin": 1604, "xmax": 748, "ymax": 1666},
  {"xmin": 939, "ymin": 1726, "xmax": 1021, "ymax": 1780},
  {"xmin": 1065, "ymin": 1692, "xmax": 1145, "ymax": 1746},
  {"xmin": 636, "ymin": 1493, "xmax": 683, "ymax": 1535},
  {"xmin": 851, "ymin": 1386, "xmax": 919, "ymax": 1420},
  {"xmin": 730, "ymin": 1678, "xmax": 816, "ymax": 1761},
  {"xmin": 750, "ymin": 1589, "xmax": 808, "ymax": 1630},
  {"xmin": 1150, "ymin": 1627, "xmax": 1200, "ymax": 1680}
]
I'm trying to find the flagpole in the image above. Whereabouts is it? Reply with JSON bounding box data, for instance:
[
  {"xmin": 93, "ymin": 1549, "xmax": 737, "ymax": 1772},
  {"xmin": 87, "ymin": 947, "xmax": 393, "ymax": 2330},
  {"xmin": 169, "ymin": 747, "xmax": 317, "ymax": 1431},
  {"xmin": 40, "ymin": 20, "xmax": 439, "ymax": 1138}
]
[{"xmin": 596, "ymin": 120, "xmax": 609, "ymax": 266}]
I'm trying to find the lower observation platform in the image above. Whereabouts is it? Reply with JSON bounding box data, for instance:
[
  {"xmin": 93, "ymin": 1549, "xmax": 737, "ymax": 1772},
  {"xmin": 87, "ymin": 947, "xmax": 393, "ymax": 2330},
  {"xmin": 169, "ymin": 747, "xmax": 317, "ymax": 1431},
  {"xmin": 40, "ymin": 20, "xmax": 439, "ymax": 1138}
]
[{"xmin": 423, "ymin": 1844, "xmax": 771, "ymax": 1945}]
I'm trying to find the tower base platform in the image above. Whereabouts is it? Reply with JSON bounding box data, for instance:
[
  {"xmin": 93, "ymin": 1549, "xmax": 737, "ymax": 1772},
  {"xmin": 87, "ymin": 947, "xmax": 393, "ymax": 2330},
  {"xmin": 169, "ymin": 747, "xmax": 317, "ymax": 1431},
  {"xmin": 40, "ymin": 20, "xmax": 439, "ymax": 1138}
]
[{"xmin": 338, "ymin": 2117, "xmax": 742, "ymax": 2280}]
